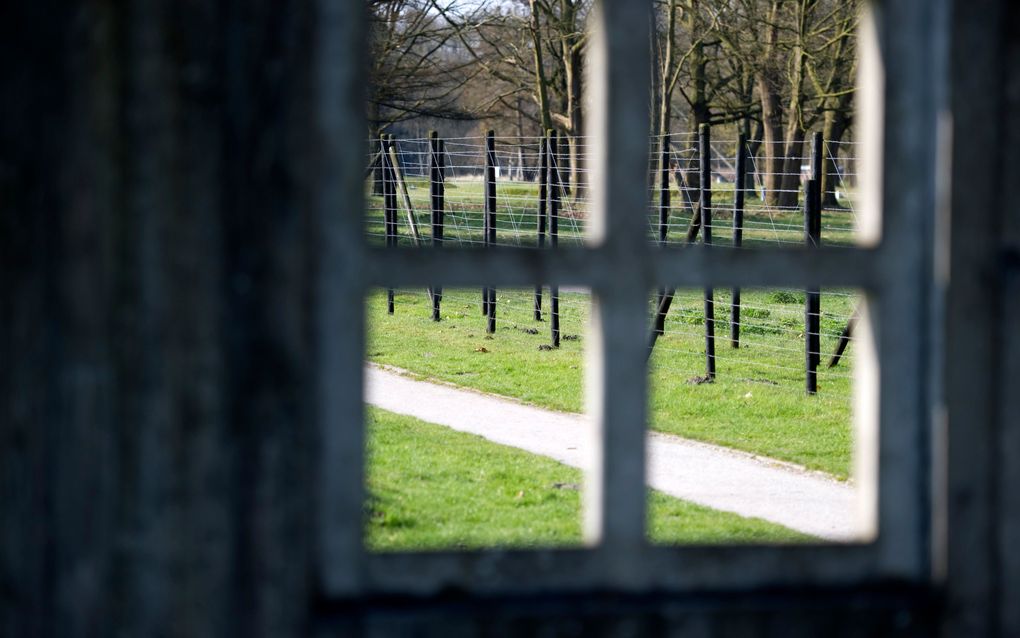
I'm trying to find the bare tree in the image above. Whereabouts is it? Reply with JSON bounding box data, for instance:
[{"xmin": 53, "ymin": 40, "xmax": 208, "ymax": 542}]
[
  {"xmin": 364, "ymin": 0, "xmax": 859, "ymax": 209},
  {"xmin": 368, "ymin": 0, "xmax": 479, "ymax": 131},
  {"xmin": 706, "ymin": 0, "xmax": 860, "ymax": 206},
  {"xmin": 429, "ymin": 0, "xmax": 591, "ymax": 196}
]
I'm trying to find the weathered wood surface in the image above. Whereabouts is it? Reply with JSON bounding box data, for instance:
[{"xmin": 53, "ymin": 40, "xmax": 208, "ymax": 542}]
[
  {"xmin": 942, "ymin": 1, "xmax": 1020, "ymax": 636},
  {"xmin": 1, "ymin": 2, "xmax": 330, "ymax": 635}
]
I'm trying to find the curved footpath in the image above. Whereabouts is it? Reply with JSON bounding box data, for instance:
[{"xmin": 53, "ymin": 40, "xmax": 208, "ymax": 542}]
[{"xmin": 365, "ymin": 364, "xmax": 861, "ymax": 541}]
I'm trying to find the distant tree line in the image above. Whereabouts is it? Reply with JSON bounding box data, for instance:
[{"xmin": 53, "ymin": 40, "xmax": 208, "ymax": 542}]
[{"xmin": 368, "ymin": 0, "xmax": 859, "ymax": 206}]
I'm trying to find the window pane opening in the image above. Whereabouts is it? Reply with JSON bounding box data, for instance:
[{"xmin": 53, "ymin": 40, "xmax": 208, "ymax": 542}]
[
  {"xmin": 356, "ymin": 0, "xmax": 889, "ymax": 573},
  {"xmin": 363, "ymin": 286, "xmax": 591, "ymax": 552},
  {"xmin": 646, "ymin": 287, "xmax": 870, "ymax": 544},
  {"xmin": 644, "ymin": 0, "xmax": 872, "ymax": 250}
]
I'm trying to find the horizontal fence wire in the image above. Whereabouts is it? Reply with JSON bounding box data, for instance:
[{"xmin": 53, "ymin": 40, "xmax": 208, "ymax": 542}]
[{"xmin": 366, "ymin": 132, "xmax": 860, "ymax": 401}]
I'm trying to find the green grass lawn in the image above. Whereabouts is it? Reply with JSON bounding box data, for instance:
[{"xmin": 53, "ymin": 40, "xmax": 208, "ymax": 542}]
[
  {"xmin": 366, "ymin": 407, "xmax": 810, "ymax": 550},
  {"xmin": 365, "ymin": 176, "xmax": 859, "ymax": 479},
  {"xmin": 367, "ymin": 286, "xmax": 856, "ymax": 479}
]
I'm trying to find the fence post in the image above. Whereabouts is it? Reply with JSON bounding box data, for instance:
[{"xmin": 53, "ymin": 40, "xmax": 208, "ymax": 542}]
[
  {"xmin": 655, "ymin": 133, "xmax": 671, "ymax": 336},
  {"xmin": 805, "ymin": 132, "xmax": 823, "ymax": 394},
  {"xmin": 549, "ymin": 130, "xmax": 561, "ymax": 348},
  {"xmin": 482, "ymin": 135, "xmax": 490, "ymax": 317},
  {"xmin": 373, "ymin": 135, "xmax": 385, "ymax": 196},
  {"xmin": 535, "ymin": 134, "xmax": 549, "ymax": 320},
  {"xmin": 430, "ymin": 131, "xmax": 444, "ymax": 321},
  {"xmin": 731, "ymin": 133, "xmax": 747, "ymax": 348},
  {"xmin": 383, "ymin": 134, "xmax": 397, "ymax": 314},
  {"xmin": 484, "ymin": 130, "xmax": 497, "ymax": 334},
  {"xmin": 700, "ymin": 124, "xmax": 716, "ymax": 380},
  {"xmin": 811, "ymin": 131, "xmax": 824, "ymax": 202}
]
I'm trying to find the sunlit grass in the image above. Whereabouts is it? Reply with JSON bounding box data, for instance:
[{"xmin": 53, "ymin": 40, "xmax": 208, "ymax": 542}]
[
  {"xmin": 366, "ymin": 407, "xmax": 811, "ymax": 550},
  {"xmin": 367, "ymin": 287, "xmax": 856, "ymax": 478}
]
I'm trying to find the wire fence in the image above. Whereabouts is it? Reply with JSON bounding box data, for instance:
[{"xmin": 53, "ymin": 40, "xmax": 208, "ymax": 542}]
[
  {"xmin": 366, "ymin": 133, "xmax": 858, "ymax": 248},
  {"xmin": 365, "ymin": 131, "xmax": 860, "ymax": 402}
]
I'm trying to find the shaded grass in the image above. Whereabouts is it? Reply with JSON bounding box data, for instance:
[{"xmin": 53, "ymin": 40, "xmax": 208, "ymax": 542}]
[{"xmin": 366, "ymin": 407, "xmax": 810, "ymax": 550}]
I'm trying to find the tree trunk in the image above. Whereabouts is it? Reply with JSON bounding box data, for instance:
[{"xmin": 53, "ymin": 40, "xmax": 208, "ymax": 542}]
[
  {"xmin": 779, "ymin": 31, "xmax": 806, "ymax": 210},
  {"xmin": 821, "ymin": 106, "xmax": 851, "ymax": 207},
  {"xmin": 756, "ymin": 72, "xmax": 785, "ymax": 206},
  {"xmin": 657, "ymin": 0, "xmax": 677, "ymax": 192},
  {"xmin": 370, "ymin": 102, "xmax": 384, "ymax": 195},
  {"xmin": 529, "ymin": 0, "xmax": 553, "ymax": 133},
  {"xmin": 690, "ymin": 37, "xmax": 709, "ymax": 132},
  {"xmin": 755, "ymin": 0, "xmax": 785, "ymax": 206},
  {"xmin": 780, "ymin": 129, "xmax": 805, "ymax": 209},
  {"xmin": 565, "ymin": 43, "xmax": 585, "ymax": 199},
  {"xmin": 517, "ymin": 99, "xmax": 526, "ymax": 181},
  {"xmin": 650, "ymin": 10, "xmax": 663, "ymax": 196},
  {"xmin": 747, "ymin": 120, "xmax": 765, "ymax": 195}
]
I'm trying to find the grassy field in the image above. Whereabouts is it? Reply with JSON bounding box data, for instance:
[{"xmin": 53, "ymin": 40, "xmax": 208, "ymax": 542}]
[
  {"xmin": 365, "ymin": 176, "xmax": 859, "ymax": 479},
  {"xmin": 366, "ymin": 407, "xmax": 810, "ymax": 550},
  {"xmin": 367, "ymin": 286, "xmax": 856, "ymax": 479}
]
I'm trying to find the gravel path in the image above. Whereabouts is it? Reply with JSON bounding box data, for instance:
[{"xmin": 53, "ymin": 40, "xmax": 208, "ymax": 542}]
[{"xmin": 365, "ymin": 364, "xmax": 861, "ymax": 541}]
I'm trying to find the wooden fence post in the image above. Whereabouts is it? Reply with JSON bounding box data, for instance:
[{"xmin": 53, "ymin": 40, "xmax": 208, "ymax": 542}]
[
  {"xmin": 549, "ymin": 130, "xmax": 561, "ymax": 348},
  {"xmin": 731, "ymin": 133, "xmax": 747, "ymax": 348},
  {"xmin": 383, "ymin": 134, "xmax": 397, "ymax": 314},
  {"xmin": 805, "ymin": 131, "xmax": 823, "ymax": 394},
  {"xmin": 485, "ymin": 130, "xmax": 497, "ymax": 334},
  {"xmin": 387, "ymin": 142, "xmax": 424, "ymax": 245},
  {"xmin": 430, "ymin": 131, "xmax": 444, "ymax": 321},
  {"xmin": 700, "ymin": 124, "xmax": 716, "ymax": 380},
  {"xmin": 373, "ymin": 136, "xmax": 385, "ymax": 195},
  {"xmin": 535, "ymin": 134, "xmax": 549, "ymax": 320},
  {"xmin": 655, "ymin": 133, "xmax": 671, "ymax": 336}
]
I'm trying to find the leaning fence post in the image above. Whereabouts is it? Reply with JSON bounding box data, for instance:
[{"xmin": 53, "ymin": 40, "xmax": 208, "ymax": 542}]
[
  {"xmin": 373, "ymin": 135, "xmax": 385, "ymax": 196},
  {"xmin": 484, "ymin": 130, "xmax": 497, "ymax": 334},
  {"xmin": 655, "ymin": 133, "xmax": 671, "ymax": 336},
  {"xmin": 805, "ymin": 132, "xmax": 823, "ymax": 394},
  {"xmin": 430, "ymin": 131, "xmax": 444, "ymax": 321},
  {"xmin": 549, "ymin": 130, "xmax": 561, "ymax": 348},
  {"xmin": 731, "ymin": 133, "xmax": 747, "ymax": 348},
  {"xmin": 535, "ymin": 134, "xmax": 549, "ymax": 320},
  {"xmin": 700, "ymin": 124, "xmax": 716, "ymax": 380},
  {"xmin": 383, "ymin": 134, "xmax": 397, "ymax": 314}
]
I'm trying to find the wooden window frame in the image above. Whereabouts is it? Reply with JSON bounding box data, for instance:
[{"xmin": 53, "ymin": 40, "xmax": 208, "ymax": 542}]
[{"xmin": 317, "ymin": 0, "xmax": 941, "ymax": 598}]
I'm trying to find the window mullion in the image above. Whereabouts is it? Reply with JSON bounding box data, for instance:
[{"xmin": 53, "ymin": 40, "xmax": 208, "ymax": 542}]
[
  {"xmin": 583, "ymin": 0, "xmax": 654, "ymax": 577},
  {"xmin": 318, "ymin": 0, "xmax": 368, "ymax": 596}
]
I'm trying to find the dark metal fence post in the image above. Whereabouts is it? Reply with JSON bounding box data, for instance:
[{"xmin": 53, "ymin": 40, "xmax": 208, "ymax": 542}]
[
  {"xmin": 485, "ymin": 130, "xmax": 497, "ymax": 334},
  {"xmin": 383, "ymin": 134, "xmax": 397, "ymax": 314},
  {"xmin": 805, "ymin": 132, "xmax": 823, "ymax": 394},
  {"xmin": 811, "ymin": 131, "xmax": 824, "ymax": 198},
  {"xmin": 430, "ymin": 131, "xmax": 444, "ymax": 321},
  {"xmin": 700, "ymin": 124, "xmax": 716, "ymax": 379},
  {"xmin": 549, "ymin": 130, "xmax": 561, "ymax": 348},
  {"xmin": 535, "ymin": 134, "xmax": 549, "ymax": 320},
  {"xmin": 655, "ymin": 133, "xmax": 671, "ymax": 336},
  {"xmin": 731, "ymin": 133, "xmax": 747, "ymax": 348},
  {"xmin": 482, "ymin": 135, "xmax": 490, "ymax": 317}
]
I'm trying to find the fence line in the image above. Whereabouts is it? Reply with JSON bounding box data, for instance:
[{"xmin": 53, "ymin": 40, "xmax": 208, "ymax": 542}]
[{"xmin": 366, "ymin": 128, "xmax": 860, "ymax": 396}]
